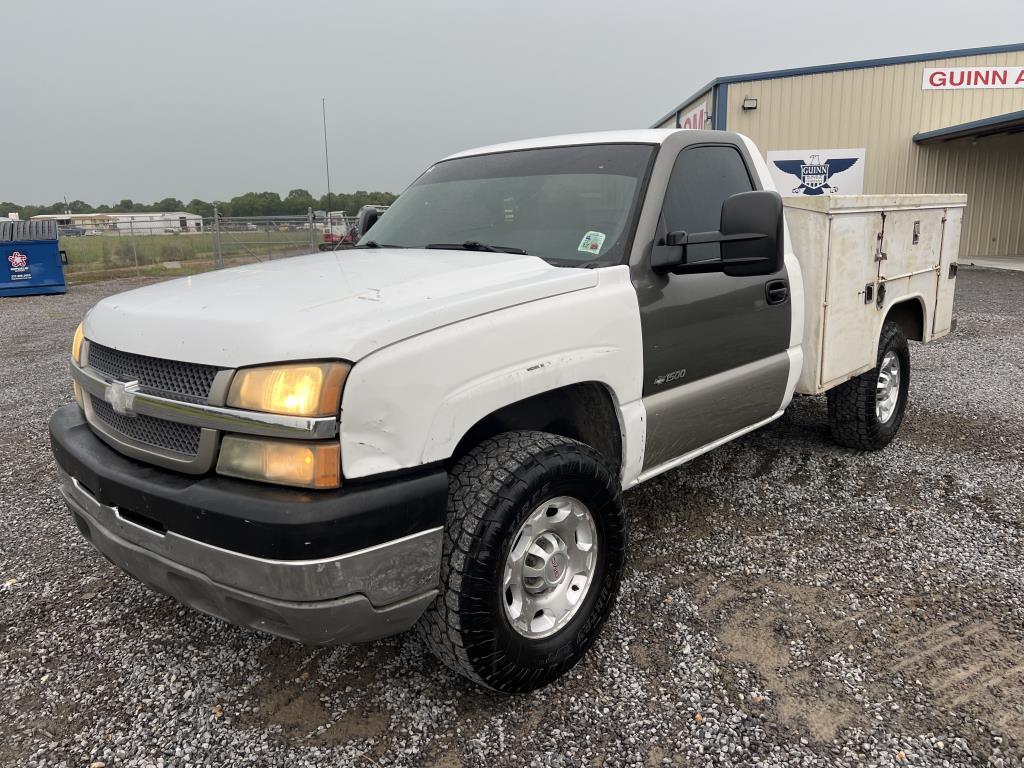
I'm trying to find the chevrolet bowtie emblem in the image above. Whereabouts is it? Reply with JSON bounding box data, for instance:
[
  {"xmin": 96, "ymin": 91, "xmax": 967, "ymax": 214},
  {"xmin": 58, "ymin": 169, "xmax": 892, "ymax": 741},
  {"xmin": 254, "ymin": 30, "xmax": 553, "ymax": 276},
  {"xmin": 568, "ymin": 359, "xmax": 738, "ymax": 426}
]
[{"xmin": 104, "ymin": 379, "xmax": 140, "ymax": 417}]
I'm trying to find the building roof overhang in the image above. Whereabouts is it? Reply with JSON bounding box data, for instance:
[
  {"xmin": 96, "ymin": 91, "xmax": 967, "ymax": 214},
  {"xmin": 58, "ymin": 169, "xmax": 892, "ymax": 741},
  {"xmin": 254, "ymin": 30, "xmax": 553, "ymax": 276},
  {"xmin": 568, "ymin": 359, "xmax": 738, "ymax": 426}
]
[{"xmin": 913, "ymin": 109, "xmax": 1024, "ymax": 144}]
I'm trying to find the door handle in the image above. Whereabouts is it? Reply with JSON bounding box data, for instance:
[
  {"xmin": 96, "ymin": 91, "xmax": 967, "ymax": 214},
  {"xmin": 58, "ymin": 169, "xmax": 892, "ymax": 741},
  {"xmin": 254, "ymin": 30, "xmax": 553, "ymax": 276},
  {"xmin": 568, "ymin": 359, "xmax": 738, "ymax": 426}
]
[{"xmin": 765, "ymin": 279, "xmax": 788, "ymax": 305}]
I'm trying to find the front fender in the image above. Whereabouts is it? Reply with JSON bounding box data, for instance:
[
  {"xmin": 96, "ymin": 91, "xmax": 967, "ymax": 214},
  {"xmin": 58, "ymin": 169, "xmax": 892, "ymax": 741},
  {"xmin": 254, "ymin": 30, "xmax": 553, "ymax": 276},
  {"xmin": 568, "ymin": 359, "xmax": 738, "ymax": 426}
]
[{"xmin": 340, "ymin": 266, "xmax": 644, "ymax": 480}]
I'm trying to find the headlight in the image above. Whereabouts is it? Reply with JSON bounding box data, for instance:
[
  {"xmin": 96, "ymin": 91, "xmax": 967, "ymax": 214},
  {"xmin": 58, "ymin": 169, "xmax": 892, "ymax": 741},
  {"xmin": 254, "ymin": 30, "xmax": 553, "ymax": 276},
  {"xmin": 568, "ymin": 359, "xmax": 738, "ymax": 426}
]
[
  {"xmin": 217, "ymin": 435, "xmax": 341, "ymax": 489},
  {"xmin": 227, "ymin": 362, "xmax": 349, "ymax": 418},
  {"xmin": 71, "ymin": 322, "xmax": 85, "ymax": 365}
]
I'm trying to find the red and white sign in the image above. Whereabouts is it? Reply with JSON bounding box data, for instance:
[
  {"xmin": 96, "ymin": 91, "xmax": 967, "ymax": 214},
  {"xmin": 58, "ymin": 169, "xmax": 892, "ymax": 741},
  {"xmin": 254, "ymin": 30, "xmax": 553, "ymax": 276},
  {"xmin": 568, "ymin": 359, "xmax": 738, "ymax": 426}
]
[
  {"xmin": 7, "ymin": 250, "xmax": 30, "ymax": 281},
  {"xmin": 678, "ymin": 102, "xmax": 709, "ymax": 129},
  {"xmin": 923, "ymin": 66, "xmax": 1024, "ymax": 90}
]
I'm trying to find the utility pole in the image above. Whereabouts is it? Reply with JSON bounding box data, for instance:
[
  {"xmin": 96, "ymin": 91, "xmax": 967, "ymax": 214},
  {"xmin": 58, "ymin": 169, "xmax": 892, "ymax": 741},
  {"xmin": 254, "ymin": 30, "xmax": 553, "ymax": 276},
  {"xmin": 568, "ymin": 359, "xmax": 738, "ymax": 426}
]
[
  {"xmin": 213, "ymin": 207, "xmax": 224, "ymax": 269},
  {"xmin": 128, "ymin": 217, "xmax": 140, "ymax": 275}
]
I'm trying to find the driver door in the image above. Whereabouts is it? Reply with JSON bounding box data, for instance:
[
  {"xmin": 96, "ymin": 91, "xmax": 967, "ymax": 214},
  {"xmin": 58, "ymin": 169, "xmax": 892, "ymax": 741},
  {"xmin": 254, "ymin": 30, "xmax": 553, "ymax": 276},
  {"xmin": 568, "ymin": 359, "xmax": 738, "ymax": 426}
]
[{"xmin": 633, "ymin": 143, "xmax": 792, "ymax": 471}]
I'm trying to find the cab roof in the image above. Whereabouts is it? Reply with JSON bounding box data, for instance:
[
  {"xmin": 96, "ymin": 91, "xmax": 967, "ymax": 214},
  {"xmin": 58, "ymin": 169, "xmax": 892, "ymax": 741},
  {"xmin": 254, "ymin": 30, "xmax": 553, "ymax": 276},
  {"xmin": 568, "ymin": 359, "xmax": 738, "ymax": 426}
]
[{"xmin": 444, "ymin": 129, "xmax": 689, "ymax": 160}]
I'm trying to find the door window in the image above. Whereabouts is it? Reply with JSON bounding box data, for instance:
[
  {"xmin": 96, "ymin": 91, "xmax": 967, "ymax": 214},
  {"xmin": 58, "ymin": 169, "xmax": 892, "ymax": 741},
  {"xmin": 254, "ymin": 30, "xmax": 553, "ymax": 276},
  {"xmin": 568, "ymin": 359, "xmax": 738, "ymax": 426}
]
[{"xmin": 660, "ymin": 146, "xmax": 754, "ymax": 262}]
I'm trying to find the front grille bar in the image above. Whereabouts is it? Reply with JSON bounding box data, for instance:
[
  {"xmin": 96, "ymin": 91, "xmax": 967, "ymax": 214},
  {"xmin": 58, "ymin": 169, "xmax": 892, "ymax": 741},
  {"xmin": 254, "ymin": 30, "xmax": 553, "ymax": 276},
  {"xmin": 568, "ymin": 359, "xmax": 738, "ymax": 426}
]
[{"xmin": 71, "ymin": 361, "xmax": 338, "ymax": 440}]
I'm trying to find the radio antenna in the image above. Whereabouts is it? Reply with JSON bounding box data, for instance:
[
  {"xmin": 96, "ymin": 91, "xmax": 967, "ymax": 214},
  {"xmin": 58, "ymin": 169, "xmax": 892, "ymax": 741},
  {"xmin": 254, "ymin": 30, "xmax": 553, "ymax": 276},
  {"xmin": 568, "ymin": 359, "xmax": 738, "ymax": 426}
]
[{"xmin": 322, "ymin": 98, "xmax": 333, "ymax": 228}]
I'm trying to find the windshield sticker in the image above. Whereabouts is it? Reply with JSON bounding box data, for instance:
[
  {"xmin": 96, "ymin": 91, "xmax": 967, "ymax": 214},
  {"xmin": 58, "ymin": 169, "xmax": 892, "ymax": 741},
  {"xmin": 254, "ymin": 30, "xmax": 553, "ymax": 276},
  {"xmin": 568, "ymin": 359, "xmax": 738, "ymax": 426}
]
[{"xmin": 578, "ymin": 231, "xmax": 606, "ymax": 255}]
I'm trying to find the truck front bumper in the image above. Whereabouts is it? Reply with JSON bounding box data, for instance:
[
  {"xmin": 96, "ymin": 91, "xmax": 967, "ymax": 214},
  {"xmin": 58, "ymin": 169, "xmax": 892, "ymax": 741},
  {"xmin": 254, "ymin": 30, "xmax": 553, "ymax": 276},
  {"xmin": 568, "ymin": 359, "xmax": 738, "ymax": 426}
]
[{"xmin": 49, "ymin": 405, "xmax": 447, "ymax": 645}]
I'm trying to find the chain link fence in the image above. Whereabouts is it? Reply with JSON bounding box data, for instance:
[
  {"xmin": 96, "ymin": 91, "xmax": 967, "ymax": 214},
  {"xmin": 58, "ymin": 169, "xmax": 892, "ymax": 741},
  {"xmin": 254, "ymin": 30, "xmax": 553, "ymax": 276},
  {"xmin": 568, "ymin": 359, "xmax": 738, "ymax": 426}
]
[{"xmin": 59, "ymin": 209, "xmax": 361, "ymax": 283}]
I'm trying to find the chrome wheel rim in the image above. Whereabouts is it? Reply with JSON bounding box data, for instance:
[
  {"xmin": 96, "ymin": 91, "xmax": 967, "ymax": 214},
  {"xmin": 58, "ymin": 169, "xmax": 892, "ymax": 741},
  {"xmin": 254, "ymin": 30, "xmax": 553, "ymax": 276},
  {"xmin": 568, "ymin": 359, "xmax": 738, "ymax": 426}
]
[
  {"xmin": 876, "ymin": 350, "xmax": 901, "ymax": 423},
  {"xmin": 502, "ymin": 496, "xmax": 599, "ymax": 639}
]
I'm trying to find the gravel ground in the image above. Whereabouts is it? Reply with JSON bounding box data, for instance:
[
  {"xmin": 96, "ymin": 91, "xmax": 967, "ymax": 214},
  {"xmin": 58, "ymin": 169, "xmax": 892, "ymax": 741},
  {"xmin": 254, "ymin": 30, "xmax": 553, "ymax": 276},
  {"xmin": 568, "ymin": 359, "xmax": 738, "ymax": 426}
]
[{"xmin": 1, "ymin": 268, "xmax": 1022, "ymax": 768}]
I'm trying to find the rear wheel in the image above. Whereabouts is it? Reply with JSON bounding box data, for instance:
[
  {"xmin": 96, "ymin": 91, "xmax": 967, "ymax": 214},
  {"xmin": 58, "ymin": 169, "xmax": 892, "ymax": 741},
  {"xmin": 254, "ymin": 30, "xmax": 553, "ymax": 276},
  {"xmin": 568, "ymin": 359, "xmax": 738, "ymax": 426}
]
[
  {"xmin": 416, "ymin": 431, "xmax": 625, "ymax": 692},
  {"xmin": 827, "ymin": 320, "xmax": 910, "ymax": 450}
]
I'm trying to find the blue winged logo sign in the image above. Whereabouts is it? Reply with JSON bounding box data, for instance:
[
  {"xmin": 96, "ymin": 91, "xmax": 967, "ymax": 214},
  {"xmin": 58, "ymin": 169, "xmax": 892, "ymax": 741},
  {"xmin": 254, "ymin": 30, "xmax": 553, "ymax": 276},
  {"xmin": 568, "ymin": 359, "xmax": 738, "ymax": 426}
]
[{"xmin": 772, "ymin": 153, "xmax": 861, "ymax": 196}]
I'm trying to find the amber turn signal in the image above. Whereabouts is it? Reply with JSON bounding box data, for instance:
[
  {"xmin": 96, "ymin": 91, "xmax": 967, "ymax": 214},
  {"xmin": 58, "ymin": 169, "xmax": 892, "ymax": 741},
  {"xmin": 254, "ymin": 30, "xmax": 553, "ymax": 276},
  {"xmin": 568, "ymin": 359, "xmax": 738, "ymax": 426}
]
[{"xmin": 216, "ymin": 435, "xmax": 341, "ymax": 489}]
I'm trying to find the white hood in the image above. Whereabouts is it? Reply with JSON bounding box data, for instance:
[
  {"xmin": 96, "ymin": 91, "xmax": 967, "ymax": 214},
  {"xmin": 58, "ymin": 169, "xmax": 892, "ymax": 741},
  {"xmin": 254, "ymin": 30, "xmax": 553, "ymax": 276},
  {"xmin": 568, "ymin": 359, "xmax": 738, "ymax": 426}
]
[{"xmin": 83, "ymin": 249, "xmax": 598, "ymax": 367}]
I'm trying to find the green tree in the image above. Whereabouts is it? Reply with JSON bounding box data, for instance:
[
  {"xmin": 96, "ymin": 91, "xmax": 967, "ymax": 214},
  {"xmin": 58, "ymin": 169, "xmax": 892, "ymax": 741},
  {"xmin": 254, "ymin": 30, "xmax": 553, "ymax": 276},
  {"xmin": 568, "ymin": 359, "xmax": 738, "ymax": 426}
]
[
  {"xmin": 153, "ymin": 197, "xmax": 185, "ymax": 212},
  {"xmin": 185, "ymin": 198, "xmax": 214, "ymax": 218},
  {"xmin": 318, "ymin": 191, "xmax": 398, "ymax": 214},
  {"xmin": 226, "ymin": 191, "xmax": 283, "ymax": 217},
  {"xmin": 284, "ymin": 188, "xmax": 316, "ymax": 215}
]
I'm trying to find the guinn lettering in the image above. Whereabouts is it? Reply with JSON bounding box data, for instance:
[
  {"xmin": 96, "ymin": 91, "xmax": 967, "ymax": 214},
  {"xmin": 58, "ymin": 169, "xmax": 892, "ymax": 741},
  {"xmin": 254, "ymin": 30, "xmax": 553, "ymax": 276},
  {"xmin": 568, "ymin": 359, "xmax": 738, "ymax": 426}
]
[{"xmin": 923, "ymin": 66, "xmax": 1024, "ymax": 90}]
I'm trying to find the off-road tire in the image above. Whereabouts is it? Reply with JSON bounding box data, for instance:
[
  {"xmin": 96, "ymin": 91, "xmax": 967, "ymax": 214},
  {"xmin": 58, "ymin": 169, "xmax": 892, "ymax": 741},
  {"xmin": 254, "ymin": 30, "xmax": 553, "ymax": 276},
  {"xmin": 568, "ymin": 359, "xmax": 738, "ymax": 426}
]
[
  {"xmin": 827, "ymin": 320, "xmax": 910, "ymax": 450},
  {"xmin": 416, "ymin": 431, "xmax": 625, "ymax": 692}
]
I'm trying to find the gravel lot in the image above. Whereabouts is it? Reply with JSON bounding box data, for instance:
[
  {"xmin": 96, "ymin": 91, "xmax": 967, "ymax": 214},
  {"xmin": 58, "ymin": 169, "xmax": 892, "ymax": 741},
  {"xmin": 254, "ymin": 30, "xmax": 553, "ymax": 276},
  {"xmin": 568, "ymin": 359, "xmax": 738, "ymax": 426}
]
[{"xmin": 2, "ymin": 268, "xmax": 1022, "ymax": 768}]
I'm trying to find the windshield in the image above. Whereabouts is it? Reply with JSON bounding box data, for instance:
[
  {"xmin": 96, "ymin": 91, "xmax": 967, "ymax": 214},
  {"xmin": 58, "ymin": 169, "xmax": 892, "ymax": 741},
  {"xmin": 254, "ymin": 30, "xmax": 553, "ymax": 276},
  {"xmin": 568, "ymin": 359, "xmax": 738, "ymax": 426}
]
[{"xmin": 358, "ymin": 144, "xmax": 654, "ymax": 266}]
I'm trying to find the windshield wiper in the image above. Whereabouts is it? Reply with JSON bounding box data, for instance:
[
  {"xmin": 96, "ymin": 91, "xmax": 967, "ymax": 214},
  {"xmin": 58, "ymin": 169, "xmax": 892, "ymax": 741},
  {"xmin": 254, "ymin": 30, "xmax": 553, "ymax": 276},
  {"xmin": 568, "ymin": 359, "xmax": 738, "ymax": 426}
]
[
  {"xmin": 353, "ymin": 241, "xmax": 405, "ymax": 249},
  {"xmin": 546, "ymin": 258, "xmax": 603, "ymax": 269},
  {"xmin": 425, "ymin": 241, "xmax": 529, "ymax": 255}
]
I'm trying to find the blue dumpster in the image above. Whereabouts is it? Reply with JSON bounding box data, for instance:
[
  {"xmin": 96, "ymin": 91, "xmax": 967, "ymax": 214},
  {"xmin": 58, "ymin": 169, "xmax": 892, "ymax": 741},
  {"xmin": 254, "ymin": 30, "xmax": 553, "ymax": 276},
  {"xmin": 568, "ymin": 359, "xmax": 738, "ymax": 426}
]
[{"xmin": 1, "ymin": 220, "xmax": 68, "ymax": 297}]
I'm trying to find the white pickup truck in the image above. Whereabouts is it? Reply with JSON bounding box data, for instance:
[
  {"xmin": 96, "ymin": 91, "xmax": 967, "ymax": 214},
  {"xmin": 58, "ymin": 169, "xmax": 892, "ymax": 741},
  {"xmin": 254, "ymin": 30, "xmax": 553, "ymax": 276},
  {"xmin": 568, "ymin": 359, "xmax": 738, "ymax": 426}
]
[{"xmin": 50, "ymin": 130, "xmax": 964, "ymax": 692}]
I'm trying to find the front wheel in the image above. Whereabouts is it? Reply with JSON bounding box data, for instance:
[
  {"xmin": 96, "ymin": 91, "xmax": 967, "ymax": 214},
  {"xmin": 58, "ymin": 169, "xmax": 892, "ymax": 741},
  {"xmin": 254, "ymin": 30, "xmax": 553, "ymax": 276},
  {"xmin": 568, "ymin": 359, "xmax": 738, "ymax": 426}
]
[
  {"xmin": 827, "ymin": 319, "xmax": 910, "ymax": 450},
  {"xmin": 416, "ymin": 431, "xmax": 625, "ymax": 692}
]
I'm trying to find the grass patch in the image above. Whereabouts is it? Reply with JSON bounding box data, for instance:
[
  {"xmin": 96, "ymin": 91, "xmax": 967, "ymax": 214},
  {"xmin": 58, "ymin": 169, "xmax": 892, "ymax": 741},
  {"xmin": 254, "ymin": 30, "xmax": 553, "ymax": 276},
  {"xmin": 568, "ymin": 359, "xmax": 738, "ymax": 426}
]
[{"xmin": 62, "ymin": 231, "xmax": 319, "ymax": 274}]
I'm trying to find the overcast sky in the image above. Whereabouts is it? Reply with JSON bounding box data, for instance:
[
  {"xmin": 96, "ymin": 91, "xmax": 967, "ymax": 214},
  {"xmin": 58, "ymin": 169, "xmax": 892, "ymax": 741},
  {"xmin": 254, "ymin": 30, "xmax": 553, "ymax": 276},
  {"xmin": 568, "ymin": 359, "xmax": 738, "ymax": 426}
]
[{"xmin": 3, "ymin": 0, "xmax": 1021, "ymax": 205}]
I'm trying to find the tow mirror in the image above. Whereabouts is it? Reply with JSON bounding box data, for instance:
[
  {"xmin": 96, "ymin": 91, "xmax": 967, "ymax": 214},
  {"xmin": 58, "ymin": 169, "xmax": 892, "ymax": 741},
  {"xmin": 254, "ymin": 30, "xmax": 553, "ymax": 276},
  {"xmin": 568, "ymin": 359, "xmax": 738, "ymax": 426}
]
[{"xmin": 651, "ymin": 190, "xmax": 783, "ymax": 277}]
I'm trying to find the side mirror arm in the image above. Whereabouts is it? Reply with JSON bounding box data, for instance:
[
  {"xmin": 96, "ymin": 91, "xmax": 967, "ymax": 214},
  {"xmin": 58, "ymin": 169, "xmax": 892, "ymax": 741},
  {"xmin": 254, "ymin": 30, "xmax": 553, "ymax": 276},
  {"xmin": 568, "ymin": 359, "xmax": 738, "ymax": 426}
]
[
  {"xmin": 652, "ymin": 229, "xmax": 769, "ymax": 274},
  {"xmin": 686, "ymin": 230, "xmax": 767, "ymax": 246},
  {"xmin": 668, "ymin": 254, "xmax": 774, "ymax": 275}
]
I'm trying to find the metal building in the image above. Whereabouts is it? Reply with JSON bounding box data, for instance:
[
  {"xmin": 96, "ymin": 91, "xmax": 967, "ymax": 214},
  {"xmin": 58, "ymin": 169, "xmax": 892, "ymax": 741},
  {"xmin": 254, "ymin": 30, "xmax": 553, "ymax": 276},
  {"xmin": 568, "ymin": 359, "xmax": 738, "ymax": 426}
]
[
  {"xmin": 31, "ymin": 212, "xmax": 204, "ymax": 235},
  {"xmin": 653, "ymin": 43, "xmax": 1024, "ymax": 262}
]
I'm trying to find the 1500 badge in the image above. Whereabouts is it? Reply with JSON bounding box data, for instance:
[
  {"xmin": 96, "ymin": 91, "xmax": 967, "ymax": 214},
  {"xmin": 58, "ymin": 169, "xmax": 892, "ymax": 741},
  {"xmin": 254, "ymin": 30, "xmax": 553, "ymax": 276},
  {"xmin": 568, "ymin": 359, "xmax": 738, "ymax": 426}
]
[{"xmin": 654, "ymin": 369, "xmax": 686, "ymax": 386}]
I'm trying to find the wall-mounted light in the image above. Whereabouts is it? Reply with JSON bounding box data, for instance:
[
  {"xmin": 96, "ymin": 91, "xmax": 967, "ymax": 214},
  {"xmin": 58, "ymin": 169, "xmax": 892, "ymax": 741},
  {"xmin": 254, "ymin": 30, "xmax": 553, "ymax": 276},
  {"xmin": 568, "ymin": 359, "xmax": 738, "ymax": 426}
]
[{"xmin": 742, "ymin": 97, "xmax": 758, "ymax": 111}]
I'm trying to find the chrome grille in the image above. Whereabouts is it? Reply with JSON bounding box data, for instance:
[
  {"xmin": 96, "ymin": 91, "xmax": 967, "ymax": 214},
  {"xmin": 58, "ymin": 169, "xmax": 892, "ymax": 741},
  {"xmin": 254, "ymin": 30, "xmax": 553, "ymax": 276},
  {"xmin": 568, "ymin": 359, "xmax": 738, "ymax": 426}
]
[
  {"xmin": 87, "ymin": 343, "xmax": 221, "ymax": 404},
  {"xmin": 90, "ymin": 397, "xmax": 203, "ymax": 456}
]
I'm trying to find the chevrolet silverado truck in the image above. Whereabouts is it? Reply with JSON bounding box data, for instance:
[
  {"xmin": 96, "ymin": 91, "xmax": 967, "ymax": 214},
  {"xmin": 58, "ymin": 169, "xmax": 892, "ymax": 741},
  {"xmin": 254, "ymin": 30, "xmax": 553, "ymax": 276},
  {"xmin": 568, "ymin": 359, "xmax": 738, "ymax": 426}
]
[{"xmin": 49, "ymin": 130, "xmax": 964, "ymax": 692}]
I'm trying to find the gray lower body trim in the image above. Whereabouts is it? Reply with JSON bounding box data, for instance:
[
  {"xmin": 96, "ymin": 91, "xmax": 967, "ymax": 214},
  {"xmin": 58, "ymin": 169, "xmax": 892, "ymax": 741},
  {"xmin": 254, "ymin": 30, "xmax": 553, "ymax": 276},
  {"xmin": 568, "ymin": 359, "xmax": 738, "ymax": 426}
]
[
  {"xmin": 59, "ymin": 470, "xmax": 441, "ymax": 644},
  {"xmin": 642, "ymin": 351, "xmax": 789, "ymax": 469}
]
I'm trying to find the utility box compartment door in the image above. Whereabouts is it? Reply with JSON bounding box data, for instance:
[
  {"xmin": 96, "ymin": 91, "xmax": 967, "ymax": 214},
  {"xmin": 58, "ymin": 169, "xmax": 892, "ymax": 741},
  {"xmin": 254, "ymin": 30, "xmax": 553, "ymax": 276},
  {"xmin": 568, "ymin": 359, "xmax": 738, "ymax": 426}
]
[
  {"xmin": 820, "ymin": 212, "xmax": 882, "ymax": 387},
  {"xmin": 932, "ymin": 206, "xmax": 962, "ymax": 338},
  {"xmin": 879, "ymin": 209, "xmax": 945, "ymax": 277}
]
